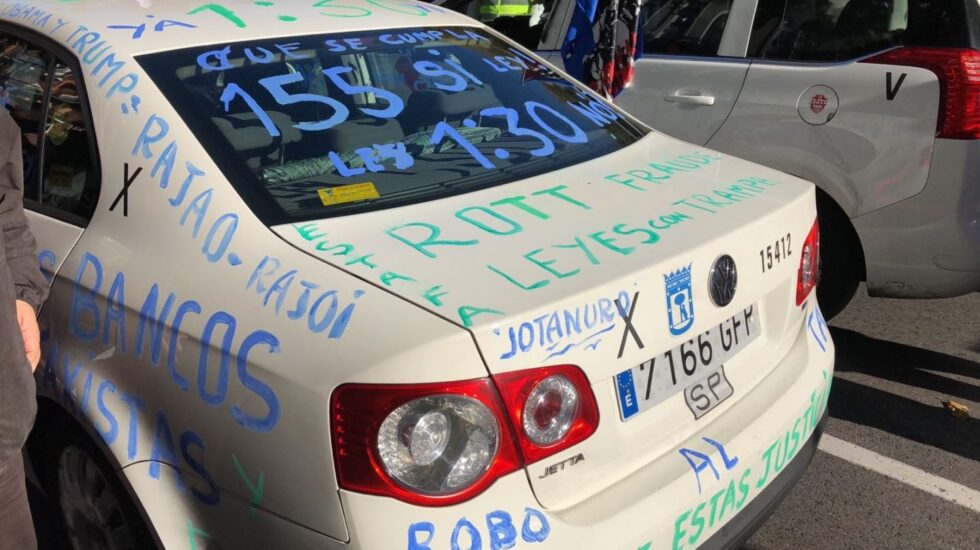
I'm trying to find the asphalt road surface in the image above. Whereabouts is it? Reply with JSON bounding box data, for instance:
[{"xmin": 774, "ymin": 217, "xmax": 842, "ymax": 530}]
[
  {"xmin": 746, "ymin": 285, "xmax": 980, "ymax": 549},
  {"xmin": 29, "ymin": 285, "xmax": 980, "ymax": 549}
]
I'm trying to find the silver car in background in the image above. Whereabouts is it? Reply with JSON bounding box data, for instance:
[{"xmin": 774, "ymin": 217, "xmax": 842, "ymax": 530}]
[{"xmin": 447, "ymin": 0, "xmax": 980, "ymax": 316}]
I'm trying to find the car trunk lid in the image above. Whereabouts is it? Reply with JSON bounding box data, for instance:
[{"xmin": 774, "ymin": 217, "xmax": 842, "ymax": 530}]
[{"xmin": 272, "ymin": 134, "xmax": 818, "ymax": 507}]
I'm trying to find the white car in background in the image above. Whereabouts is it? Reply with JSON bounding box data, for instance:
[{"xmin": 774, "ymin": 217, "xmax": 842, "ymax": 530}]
[
  {"xmin": 447, "ymin": 0, "xmax": 980, "ymax": 317},
  {"xmin": 4, "ymin": 1, "xmax": 832, "ymax": 549}
]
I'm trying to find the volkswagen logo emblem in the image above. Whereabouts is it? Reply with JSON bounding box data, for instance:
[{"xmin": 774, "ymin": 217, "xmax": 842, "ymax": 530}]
[{"xmin": 709, "ymin": 255, "xmax": 738, "ymax": 307}]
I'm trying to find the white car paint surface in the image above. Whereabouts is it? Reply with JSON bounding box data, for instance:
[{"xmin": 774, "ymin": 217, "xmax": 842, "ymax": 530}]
[{"xmin": 2, "ymin": 1, "xmax": 833, "ymax": 549}]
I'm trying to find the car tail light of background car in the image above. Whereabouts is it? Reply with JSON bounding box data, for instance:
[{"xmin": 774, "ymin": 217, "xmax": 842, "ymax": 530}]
[
  {"xmin": 331, "ymin": 366, "xmax": 598, "ymax": 506},
  {"xmin": 796, "ymin": 219, "xmax": 821, "ymax": 306},
  {"xmin": 862, "ymin": 47, "xmax": 980, "ymax": 139}
]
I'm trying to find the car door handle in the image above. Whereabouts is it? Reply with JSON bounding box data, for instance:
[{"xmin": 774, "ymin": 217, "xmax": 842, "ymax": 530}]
[{"xmin": 665, "ymin": 92, "xmax": 716, "ymax": 106}]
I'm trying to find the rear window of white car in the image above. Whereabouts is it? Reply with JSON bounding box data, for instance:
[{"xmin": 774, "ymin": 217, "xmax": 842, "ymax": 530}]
[{"xmin": 138, "ymin": 28, "xmax": 646, "ymax": 224}]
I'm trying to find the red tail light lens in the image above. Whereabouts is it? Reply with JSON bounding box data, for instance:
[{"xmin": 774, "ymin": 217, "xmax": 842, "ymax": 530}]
[
  {"xmin": 796, "ymin": 219, "xmax": 820, "ymax": 306},
  {"xmin": 494, "ymin": 365, "xmax": 599, "ymax": 464},
  {"xmin": 331, "ymin": 367, "xmax": 600, "ymax": 505},
  {"xmin": 862, "ymin": 47, "xmax": 980, "ymax": 139},
  {"xmin": 331, "ymin": 378, "xmax": 522, "ymax": 506}
]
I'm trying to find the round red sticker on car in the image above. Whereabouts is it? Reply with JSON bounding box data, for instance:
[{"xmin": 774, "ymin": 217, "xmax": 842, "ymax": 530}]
[
  {"xmin": 810, "ymin": 94, "xmax": 827, "ymax": 114},
  {"xmin": 797, "ymin": 85, "xmax": 839, "ymax": 125}
]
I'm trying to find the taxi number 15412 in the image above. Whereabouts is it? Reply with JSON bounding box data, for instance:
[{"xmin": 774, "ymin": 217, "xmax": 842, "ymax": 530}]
[{"xmin": 760, "ymin": 233, "xmax": 792, "ymax": 273}]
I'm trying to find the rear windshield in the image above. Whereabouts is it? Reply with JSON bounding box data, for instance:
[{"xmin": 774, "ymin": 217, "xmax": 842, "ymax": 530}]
[{"xmin": 138, "ymin": 28, "xmax": 646, "ymax": 224}]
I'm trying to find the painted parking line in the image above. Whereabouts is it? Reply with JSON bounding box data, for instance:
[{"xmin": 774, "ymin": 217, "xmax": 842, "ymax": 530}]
[{"xmin": 818, "ymin": 434, "xmax": 980, "ymax": 514}]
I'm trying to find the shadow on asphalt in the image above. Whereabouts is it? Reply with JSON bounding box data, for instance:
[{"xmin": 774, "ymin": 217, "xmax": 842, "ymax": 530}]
[{"xmin": 828, "ymin": 327, "xmax": 980, "ymax": 462}]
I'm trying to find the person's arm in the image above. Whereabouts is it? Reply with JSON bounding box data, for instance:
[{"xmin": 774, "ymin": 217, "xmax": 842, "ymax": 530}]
[{"xmin": 0, "ymin": 110, "xmax": 47, "ymax": 368}]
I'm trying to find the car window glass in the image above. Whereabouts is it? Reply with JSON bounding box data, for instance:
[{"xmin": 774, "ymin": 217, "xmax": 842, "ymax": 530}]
[
  {"xmin": 748, "ymin": 0, "xmax": 970, "ymax": 61},
  {"xmin": 641, "ymin": 0, "xmax": 733, "ymax": 56},
  {"xmin": 138, "ymin": 27, "xmax": 647, "ymax": 225},
  {"xmin": 442, "ymin": 0, "xmax": 558, "ymax": 49},
  {"xmin": 0, "ymin": 34, "xmax": 50, "ymax": 202},
  {"xmin": 40, "ymin": 60, "xmax": 96, "ymax": 220}
]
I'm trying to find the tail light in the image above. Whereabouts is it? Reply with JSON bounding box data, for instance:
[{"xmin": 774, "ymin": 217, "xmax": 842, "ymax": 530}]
[
  {"xmin": 494, "ymin": 365, "xmax": 599, "ymax": 464},
  {"xmin": 795, "ymin": 219, "xmax": 820, "ymax": 306},
  {"xmin": 331, "ymin": 366, "xmax": 600, "ymax": 505},
  {"xmin": 862, "ymin": 47, "xmax": 980, "ymax": 139},
  {"xmin": 331, "ymin": 379, "xmax": 521, "ymax": 506}
]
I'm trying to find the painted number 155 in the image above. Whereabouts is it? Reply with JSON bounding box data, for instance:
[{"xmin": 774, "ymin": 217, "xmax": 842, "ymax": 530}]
[{"xmin": 759, "ymin": 233, "xmax": 791, "ymax": 273}]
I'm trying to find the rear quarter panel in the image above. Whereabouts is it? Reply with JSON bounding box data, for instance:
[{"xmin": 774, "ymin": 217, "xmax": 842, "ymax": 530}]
[{"xmin": 708, "ymin": 61, "xmax": 940, "ymax": 217}]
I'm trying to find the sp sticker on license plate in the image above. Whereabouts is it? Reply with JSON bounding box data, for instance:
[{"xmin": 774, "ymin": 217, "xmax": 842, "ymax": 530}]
[{"xmin": 684, "ymin": 366, "xmax": 734, "ymax": 419}]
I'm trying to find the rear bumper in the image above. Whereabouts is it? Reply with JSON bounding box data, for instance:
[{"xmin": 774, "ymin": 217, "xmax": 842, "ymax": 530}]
[
  {"xmin": 853, "ymin": 139, "xmax": 980, "ymax": 298},
  {"xmin": 700, "ymin": 410, "xmax": 827, "ymax": 550}
]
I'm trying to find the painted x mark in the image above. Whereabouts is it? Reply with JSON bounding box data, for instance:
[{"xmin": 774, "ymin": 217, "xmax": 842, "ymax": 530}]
[
  {"xmin": 109, "ymin": 163, "xmax": 141, "ymax": 217},
  {"xmin": 616, "ymin": 291, "xmax": 645, "ymax": 359}
]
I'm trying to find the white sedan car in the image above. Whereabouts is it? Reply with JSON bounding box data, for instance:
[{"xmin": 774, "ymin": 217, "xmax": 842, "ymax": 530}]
[{"xmin": 5, "ymin": 1, "xmax": 833, "ymax": 549}]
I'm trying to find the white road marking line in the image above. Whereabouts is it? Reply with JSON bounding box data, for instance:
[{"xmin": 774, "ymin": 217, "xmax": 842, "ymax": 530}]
[{"xmin": 818, "ymin": 434, "xmax": 980, "ymax": 514}]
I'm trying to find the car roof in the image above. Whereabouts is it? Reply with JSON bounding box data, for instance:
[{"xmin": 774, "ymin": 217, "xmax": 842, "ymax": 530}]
[{"xmin": 0, "ymin": 0, "xmax": 480, "ymax": 57}]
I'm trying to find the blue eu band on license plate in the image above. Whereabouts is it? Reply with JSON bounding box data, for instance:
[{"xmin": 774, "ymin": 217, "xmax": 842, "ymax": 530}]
[
  {"xmin": 616, "ymin": 370, "xmax": 640, "ymax": 420},
  {"xmin": 615, "ymin": 305, "xmax": 759, "ymax": 421}
]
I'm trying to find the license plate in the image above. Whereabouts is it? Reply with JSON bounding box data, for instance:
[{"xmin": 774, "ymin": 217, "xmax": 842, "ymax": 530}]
[
  {"xmin": 616, "ymin": 305, "xmax": 758, "ymax": 421},
  {"xmin": 684, "ymin": 366, "xmax": 734, "ymax": 419}
]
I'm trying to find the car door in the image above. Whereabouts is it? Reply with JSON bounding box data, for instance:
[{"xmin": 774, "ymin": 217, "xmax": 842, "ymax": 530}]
[
  {"xmin": 707, "ymin": 0, "xmax": 944, "ymax": 216},
  {"xmin": 613, "ymin": 0, "xmax": 754, "ymax": 144},
  {"xmin": 0, "ymin": 30, "xmax": 95, "ymax": 298}
]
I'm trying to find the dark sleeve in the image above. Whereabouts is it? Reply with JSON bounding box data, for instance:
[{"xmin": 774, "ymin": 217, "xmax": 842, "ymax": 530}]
[{"xmin": 0, "ymin": 110, "xmax": 47, "ymax": 312}]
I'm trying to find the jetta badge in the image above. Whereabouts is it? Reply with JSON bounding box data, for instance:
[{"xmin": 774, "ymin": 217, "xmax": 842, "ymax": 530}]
[{"xmin": 709, "ymin": 255, "xmax": 738, "ymax": 307}]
